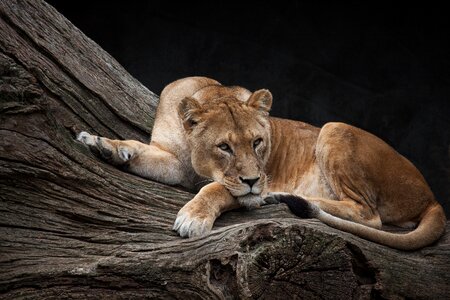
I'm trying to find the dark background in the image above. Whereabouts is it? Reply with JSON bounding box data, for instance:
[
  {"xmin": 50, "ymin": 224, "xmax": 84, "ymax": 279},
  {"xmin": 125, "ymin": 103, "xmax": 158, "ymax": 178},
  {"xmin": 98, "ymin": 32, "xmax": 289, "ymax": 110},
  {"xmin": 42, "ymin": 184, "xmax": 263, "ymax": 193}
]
[{"xmin": 47, "ymin": 1, "xmax": 449, "ymax": 215}]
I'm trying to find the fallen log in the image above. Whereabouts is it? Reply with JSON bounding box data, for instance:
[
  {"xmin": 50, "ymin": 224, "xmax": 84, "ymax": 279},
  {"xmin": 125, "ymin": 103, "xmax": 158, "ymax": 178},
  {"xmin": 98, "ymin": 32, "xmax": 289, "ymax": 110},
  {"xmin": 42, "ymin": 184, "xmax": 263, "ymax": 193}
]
[{"xmin": 0, "ymin": 1, "xmax": 449, "ymax": 299}]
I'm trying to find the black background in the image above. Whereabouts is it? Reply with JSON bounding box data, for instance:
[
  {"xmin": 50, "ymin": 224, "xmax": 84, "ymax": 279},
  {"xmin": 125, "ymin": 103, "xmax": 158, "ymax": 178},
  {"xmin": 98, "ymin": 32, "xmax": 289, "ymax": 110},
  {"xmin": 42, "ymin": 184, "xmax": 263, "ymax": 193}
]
[{"xmin": 47, "ymin": 1, "xmax": 449, "ymax": 215}]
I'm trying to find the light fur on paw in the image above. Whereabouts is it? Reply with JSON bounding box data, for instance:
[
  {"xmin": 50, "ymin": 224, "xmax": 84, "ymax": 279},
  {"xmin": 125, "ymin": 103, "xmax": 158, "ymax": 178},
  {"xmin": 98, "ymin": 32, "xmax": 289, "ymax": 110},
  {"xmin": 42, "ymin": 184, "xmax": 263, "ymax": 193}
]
[
  {"xmin": 173, "ymin": 210, "xmax": 213, "ymax": 238},
  {"xmin": 238, "ymin": 194, "xmax": 265, "ymax": 209},
  {"xmin": 118, "ymin": 146, "xmax": 133, "ymax": 162},
  {"xmin": 263, "ymin": 192, "xmax": 291, "ymax": 204},
  {"xmin": 77, "ymin": 131, "xmax": 96, "ymax": 146}
]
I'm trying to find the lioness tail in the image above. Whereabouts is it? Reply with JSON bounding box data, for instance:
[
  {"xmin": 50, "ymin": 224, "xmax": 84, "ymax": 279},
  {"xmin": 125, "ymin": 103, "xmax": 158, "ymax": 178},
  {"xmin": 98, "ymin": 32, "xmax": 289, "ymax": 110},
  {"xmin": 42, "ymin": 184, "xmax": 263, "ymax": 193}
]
[{"xmin": 278, "ymin": 195, "xmax": 446, "ymax": 250}]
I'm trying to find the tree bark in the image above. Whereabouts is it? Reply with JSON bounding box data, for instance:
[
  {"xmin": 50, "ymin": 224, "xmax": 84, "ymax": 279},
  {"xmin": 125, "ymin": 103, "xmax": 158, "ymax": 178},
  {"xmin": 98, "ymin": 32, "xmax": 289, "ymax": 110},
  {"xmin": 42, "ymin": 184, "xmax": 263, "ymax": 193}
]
[{"xmin": 0, "ymin": 1, "xmax": 449, "ymax": 299}]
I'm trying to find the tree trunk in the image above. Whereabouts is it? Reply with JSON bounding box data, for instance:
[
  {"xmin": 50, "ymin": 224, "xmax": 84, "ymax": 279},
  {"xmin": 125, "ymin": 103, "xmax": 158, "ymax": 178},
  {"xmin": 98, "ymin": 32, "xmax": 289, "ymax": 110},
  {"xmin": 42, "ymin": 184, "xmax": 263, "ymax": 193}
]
[{"xmin": 0, "ymin": 1, "xmax": 449, "ymax": 299}]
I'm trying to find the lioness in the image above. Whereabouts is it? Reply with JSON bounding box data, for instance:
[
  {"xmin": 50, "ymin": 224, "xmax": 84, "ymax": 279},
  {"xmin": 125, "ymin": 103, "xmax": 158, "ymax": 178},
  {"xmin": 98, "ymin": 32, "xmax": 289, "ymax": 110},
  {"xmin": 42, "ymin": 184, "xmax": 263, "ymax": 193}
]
[{"xmin": 78, "ymin": 76, "xmax": 446, "ymax": 250}]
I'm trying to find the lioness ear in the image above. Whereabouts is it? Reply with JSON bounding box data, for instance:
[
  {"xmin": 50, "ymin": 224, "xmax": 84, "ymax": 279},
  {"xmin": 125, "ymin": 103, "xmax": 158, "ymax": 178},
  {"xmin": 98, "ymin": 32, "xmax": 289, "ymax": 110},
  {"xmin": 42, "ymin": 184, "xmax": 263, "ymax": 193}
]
[
  {"xmin": 247, "ymin": 89, "xmax": 272, "ymax": 114},
  {"xmin": 178, "ymin": 97, "xmax": 202, "ymax": 131}
]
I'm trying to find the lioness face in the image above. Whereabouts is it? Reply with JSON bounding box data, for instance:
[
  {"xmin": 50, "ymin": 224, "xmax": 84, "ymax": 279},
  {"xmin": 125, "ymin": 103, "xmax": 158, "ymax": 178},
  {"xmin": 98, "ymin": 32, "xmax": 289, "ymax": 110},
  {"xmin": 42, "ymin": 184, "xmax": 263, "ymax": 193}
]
[{"xmin": 179, "ymin": 90, "xmax": 273, "ymax": 197}]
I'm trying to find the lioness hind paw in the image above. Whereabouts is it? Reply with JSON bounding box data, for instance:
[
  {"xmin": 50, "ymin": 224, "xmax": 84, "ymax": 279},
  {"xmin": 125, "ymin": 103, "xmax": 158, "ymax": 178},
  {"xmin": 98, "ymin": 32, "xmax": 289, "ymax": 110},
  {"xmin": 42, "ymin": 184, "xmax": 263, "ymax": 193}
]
[
  {"xmin": 238, "ymin": 194, "xmax": 265, "ymax": 209},
  {"xmin": 263, "ymin": 192, "xmax": 292, "ymax": 205}
]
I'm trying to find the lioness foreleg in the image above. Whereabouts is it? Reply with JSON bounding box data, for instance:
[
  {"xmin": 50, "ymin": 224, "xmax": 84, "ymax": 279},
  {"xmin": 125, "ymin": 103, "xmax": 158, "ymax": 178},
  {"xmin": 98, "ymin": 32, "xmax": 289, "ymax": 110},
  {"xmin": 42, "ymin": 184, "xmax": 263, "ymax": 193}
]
[
  {"xmin": 77, "ymin": 132, "xmax": 184, "ymax": 185},
  {"xmin": 173, "ymin": 182, "xmax": 240, "ymax": 237}
]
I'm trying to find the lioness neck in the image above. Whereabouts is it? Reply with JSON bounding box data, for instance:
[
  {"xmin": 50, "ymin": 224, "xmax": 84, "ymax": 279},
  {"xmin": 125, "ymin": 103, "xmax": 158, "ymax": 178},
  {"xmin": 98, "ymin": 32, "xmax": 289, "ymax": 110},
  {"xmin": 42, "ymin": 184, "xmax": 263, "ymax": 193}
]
[{"xmin": 266, "ymin": 117, "xmax": 321, "ymax": 193}]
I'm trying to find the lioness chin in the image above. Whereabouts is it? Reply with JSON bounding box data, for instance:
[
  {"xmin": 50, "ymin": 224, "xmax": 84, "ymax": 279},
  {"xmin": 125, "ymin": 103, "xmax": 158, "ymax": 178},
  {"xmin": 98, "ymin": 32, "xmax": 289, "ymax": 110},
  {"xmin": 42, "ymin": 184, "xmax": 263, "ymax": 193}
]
[{"xmin": 77, "ymin": 76, "xmax": 446, "ymax": 250}]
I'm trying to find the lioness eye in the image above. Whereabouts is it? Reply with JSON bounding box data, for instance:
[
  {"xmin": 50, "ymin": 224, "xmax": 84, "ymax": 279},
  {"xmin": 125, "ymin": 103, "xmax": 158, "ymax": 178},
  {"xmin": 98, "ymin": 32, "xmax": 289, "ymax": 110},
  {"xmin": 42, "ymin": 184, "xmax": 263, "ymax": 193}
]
[
  {"xmin": 253, "ymin": 138, "xmax": 263, "ymax": 149},
  {"xmin": 218, "ymin": 143, "xmax": 232, "ymax": 153}
]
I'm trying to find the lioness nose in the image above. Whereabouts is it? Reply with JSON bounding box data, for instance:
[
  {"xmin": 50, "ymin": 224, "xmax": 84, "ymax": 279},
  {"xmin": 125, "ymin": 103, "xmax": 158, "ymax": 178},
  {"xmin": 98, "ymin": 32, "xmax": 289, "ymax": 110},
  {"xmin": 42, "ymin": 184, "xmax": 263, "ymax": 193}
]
[{"xmin": 240, "ymin": 176, "xmax": 260, "ymax": 188}]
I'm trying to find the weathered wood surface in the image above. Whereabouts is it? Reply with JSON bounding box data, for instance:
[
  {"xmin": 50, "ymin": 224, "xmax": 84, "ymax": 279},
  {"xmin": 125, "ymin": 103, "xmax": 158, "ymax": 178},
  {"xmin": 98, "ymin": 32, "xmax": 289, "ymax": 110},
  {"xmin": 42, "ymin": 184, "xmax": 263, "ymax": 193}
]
[{"xmin": 0, "ymin": 0, "xmax": 449, "ymax": 299}]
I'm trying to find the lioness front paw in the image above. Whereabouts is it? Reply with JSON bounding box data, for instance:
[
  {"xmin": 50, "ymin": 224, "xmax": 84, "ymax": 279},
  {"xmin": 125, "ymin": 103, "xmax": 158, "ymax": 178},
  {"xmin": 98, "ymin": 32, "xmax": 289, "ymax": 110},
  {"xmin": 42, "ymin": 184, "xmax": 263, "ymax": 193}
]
[
  {"xmin": 172, "ymin": 209, "xmax": 214, "ymax": 238},
  {"xmin": 238, "ymin": 194, "xmax": 265, "ymax": 209},
  {"xmin": 77, "ymin": 131, "xmax": 131, "ymax": 164},
  {"xmin": 77, "ymin": 131, "xmax": 96, "ymax": 146},
  {"xmin": 77, "ymin": 131, "xmax": 113, "ymax": 160}
]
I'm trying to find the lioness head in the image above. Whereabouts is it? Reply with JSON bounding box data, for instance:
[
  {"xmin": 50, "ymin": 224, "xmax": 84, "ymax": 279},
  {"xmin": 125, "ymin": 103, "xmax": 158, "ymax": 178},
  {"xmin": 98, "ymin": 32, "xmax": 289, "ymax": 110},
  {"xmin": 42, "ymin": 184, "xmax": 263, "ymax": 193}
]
[{"xmin": 178, "ymin": 88, "xmax": 272, "ymax": 198}]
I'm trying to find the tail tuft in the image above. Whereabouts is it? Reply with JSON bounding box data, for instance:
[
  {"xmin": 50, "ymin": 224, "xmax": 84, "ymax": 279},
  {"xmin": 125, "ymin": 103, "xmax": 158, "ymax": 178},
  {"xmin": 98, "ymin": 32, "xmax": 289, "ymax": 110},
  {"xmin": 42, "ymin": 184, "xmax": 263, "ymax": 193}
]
[{"xmin": 277, "ymin": 194, "xmax": 318, "ymax": 218}]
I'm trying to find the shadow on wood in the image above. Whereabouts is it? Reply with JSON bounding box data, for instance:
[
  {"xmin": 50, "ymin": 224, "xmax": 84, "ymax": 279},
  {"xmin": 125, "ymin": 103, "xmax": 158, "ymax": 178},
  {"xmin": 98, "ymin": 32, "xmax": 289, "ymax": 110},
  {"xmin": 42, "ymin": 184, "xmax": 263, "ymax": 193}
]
[{"xmin": 0, "ymin": 1, "xmax": 449, "ymax": 299}]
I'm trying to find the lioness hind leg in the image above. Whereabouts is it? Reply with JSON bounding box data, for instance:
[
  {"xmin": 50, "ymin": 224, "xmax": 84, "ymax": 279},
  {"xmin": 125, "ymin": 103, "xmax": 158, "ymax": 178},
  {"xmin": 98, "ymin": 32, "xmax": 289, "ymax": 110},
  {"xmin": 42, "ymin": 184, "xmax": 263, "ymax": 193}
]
[
  {"xmin": 77, "ymin": 132, "xmax": 184, "ymax": 185},
  {"xmin": 312, "ymin": 122, "xmax": 384, "ymax": 228}
]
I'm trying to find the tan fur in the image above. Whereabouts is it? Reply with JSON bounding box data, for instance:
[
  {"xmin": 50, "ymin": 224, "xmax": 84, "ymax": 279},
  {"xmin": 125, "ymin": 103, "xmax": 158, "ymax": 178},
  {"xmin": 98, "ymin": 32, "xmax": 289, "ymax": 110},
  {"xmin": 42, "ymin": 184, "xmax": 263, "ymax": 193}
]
[{"xmin": 77, "ymin": 76, "xmax": 446, "ymax": 250}]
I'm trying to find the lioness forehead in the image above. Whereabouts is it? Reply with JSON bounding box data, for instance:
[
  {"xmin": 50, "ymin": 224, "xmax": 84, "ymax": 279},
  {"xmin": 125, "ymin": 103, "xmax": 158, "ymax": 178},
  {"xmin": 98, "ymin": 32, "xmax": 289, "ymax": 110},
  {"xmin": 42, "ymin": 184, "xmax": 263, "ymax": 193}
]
[
  {"xmin": 203, "ymin": 99, "xmax": 269, "ymax": 137},
  {"xmin": 225, "ymin": 129, "xmax": 265, "ymax": 144},
  {"xmin": 209, "ymin": 99, "xmax": 255, "ymax": 119},
  {"xmin": 193, "ymin": 85, "xmax": 252, "ymax": 103}
]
